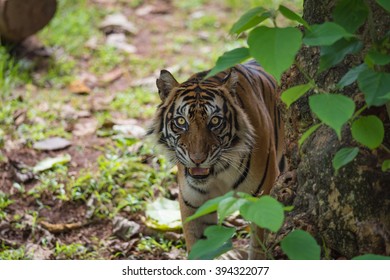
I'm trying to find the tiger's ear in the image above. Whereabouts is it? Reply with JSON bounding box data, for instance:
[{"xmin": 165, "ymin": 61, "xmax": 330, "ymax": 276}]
[
  {"xmin": 222, "ymin": 68, "xmax": 238, "ymax": 94},
  {"xmin": 156, "ymin": 70, "xmax": 179, "ymax": 101}
]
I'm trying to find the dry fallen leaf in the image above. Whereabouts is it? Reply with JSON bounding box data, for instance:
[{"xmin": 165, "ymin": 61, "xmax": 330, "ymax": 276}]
[
  {"xmin": 33, "ymin": 137, "xmax": 72, "ymax": 151},
  {"xmin": 68, "ymin": 80, "xmax": 91, "ymax": 95},
  {"xmin": 72, "ymin": 118, "xmax": 99, "ymax": 136},
  {"xmin": 99, "ymin": 13, "xmax": 138, "ymax": 35},
  {"xmin": 112, "ymin": 216, "xmax": 141, "ymax": 241},
  {"xmin": 101, "ymin": 68, "xmax": 124, "ymax": 85},
  {"xmin": 106, "ymin": 33, "xmax": 137, "ymax": 53},
  {"xmin": 13, "ymin": 109, "xmax": 27, "ymax": 126},
  {"xmin": 33, "ymin": 154, "xmax": 71, "ymax": 173},
  {"xmin": 113, "ymin": 124, "xmax": 146, "ymax": 138},
  {"xmin": 91, "ymin": 94, "xmax": 115, "ymax": 111},
  {"xmin": 145, "ymin": 197, "xmax": 182, "ymax": 231}
]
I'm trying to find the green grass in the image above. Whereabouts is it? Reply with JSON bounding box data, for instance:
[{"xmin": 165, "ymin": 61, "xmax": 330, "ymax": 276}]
[
  {"xmin": 137, "ymin": 235, "xmax": 184, "ymax": 254},
  {"xmin": 0, "ymin": 246, "xmax": 30, "ymax": 260},
  {"xmin": 54, "ymin": 242, "xmax": 97, "ymax": 259},
  {"xmin": 111, "ymin": 87, "xmax": 160, "ymax": 119},
  {"xmin": 0, "ymin": 46, "xmax": 31, "ymax": 100},
  {"xmin": 0, "ymin": 192, "xmax": 13, "ymax": 219},
  {"xmin": 39, "ymin": 0, "xmax": 104, "ymax": 56}
]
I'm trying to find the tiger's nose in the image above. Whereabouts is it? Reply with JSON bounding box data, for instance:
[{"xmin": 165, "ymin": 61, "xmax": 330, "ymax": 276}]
[{"xmin": 189, "ymin": 152, "xmax": 207, "ymax": 165}]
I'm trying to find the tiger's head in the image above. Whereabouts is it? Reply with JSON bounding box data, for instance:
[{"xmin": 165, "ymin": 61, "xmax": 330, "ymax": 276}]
[{"xmin": 149, "ymin": 69, "xmax": 254, "ymax": 181}]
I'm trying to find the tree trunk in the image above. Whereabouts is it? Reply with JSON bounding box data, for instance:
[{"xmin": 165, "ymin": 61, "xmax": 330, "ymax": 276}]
[
  {"xmin": 268, "ymin": 0, "xmax": 390, "ymax": 259},
  {"xmin": 0, "ymin": 0, "xmax": 57, "ymax": 43}
]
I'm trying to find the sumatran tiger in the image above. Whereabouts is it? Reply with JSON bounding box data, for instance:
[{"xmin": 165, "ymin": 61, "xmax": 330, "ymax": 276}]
[{"xmin": 149, "ymin": 60, "xmax": 285, "ymax": 259}]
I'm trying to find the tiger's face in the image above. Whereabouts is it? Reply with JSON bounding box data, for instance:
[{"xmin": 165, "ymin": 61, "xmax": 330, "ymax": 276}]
[{"xmin": 151, "ymin": 69, "xmax": 254, "ymax": 181}]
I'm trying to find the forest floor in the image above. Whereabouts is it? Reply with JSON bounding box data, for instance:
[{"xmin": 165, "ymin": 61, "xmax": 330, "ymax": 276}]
[{"xmin": 0, "ymin": 0, "xmax": 301, "ymax": 259}]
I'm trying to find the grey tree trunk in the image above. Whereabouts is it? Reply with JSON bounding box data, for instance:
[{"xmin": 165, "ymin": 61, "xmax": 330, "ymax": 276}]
[
  {"xmin": 0, "ymin": 0, "xmax": 57, "ymax": 43},
  {"xmin": 267, "ymin": 0, "xmax": 390, "ymax": 259}
]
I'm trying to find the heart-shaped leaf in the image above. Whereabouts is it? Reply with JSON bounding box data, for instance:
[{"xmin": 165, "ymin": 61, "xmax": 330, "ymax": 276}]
[
  {"xmin": 351, "ymin": 115, "xmax": 384, "ymax": 149},
  {"xmin": 188, "ymin": 225, "xmax": 235, "ymax": 260},
  {"xmin": 240, "ymin": 195, "xmax": 284, "ymax": 232},
  {"xmin": 281, "ymin": 230, "xmax": 321, "ymax": 260},
  {"xmin": 309, "ymin": 94, "xmax": 355, "ymax": 139},
  {"xmin": 248, "ymin": 26, "xmax": 302, "ymax": 83},
  {"xmin": 333, "ymin": 0, "xmax": 369, "ymax": 33}
]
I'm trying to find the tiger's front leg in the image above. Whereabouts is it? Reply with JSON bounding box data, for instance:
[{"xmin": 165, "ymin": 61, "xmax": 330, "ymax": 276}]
[{"xmin": 179, "ymin": 193, "xmax": 217, "ymax": 253}]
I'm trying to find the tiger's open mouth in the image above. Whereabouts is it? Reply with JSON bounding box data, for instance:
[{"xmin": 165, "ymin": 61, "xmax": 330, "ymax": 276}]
[{"xmin": 187, "ymin": 167, "xmax": 211, "ymax": 179}]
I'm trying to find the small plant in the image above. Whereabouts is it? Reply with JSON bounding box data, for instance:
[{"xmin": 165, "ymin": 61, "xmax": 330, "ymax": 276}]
[
  {"xmin": 137, "ymin": 235, "xmax": 183, "ymax": 254},
  {"xmin": 0, "ymin": 246, "xmax": 30, "ymax": 260},
  {"xmin": 54, "ymin": 242, "xmax": 96, "ymax": 259},
  {"xmin": 0, "ymin": 192, "xmax": 13, "ymax": 220}
]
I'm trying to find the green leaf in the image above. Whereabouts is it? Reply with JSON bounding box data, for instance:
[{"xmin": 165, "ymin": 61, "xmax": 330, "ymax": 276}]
[
  {"xmin": 217, "ymin": 197, "xmax": 247, "ymax": 224},
  {"xmin": 351, "ymin": 115, "xmax": 384, "ymax": 149},
  {"xmin": 332, "ymin": 147, "xmax": 359, "ymax": 171},
  {"xmin": 188, "ymin": 225, "xmax": 235, "ymax": 260},
  {"xmin": 365, "ymin": 50, "xmax": 390, "ymax": 66},
  {"xmin": 237, "ymin": 191, "xmax": 258, "ymax": 202},
  {"xmin": 240, "ymin": 195, "xmax": 284, "ymax": 232},
  {"xmin": 278, "ymin": 5, "xmax": 309, "ymax": 29},
  {"xmin": 281, "ymin": 230, "xmax": 321, "ymax": 260},
  {"xmin": 185, "ymin": 191, "xmax": 234, "ymax": 222},
  {"xmin": 337, "ymin": 63, "xmax": 368, "ymax": 88},
  {"xmin": 333, "ymin": 0, "xmax": 369, "ymax": 33},
  {"xmin": 353, "ymin": 254, "xmax": 390, "ymax": 260},
  {"xmin": 382, "ymin": 160, "xmax": 390, "ymax": 172},
  {"xmin": 319, "ymin": 38, "xmax": 363, "ymax": 72},
  {"xmin": 303, "ymin": 22, "xmax": 355, "ymax": 46},
  {"xmin": 358, "ymin": 69, "xmax": 390, "ymax": 107},
  {"xmin": 284, "ymin": 205, "xmax": 294, "ymax": 212},
  {"xmin": 205, "ymin": 48, "xmax": 250, "ymax": 79},
  {"xmin": 33, "ymin": 154, "xmax": 71, "ymax": 173},
  {"xmin": 375, "ymin": 0, "xmax": 390, "ymax": 12},
  {"xmin": 230, "ymin": 7, "xmax": 271, "ymax": 34},
  {"xmin": 298, "ymin": 123, "xmax": 321, "ymax": 147},
  {"xmin": 248, "ymin": 26, "xmax": 302, "ymax": 83},
  {"xmin": 309, "ymin": 94, "xmax": 355, "ymax": 139},
  {"xmin": 145, "ymin": 197, "xmax": 182, "ymax": 230},
  {"xmin": 281, "ymin": 83, "xmax": 313, "ymax": 108}
]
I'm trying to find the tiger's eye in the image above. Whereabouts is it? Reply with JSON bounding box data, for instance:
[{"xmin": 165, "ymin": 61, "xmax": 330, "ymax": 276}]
[
  {"xmin": 177, "ymin": 117, "xmax": 186, "ymax": 125},
  {"xmin": 174, "ymin": 117, "xmax": 187, "ymax": 129},
  {"xmin": 210, "ymin": 116, "xmax": 222, "ymax": 127}
]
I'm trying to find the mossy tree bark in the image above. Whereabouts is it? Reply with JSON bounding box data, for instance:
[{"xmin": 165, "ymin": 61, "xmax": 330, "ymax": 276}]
[{"xmin": 268, "ymin": 0, "xmax": 390, "ymax": 258}]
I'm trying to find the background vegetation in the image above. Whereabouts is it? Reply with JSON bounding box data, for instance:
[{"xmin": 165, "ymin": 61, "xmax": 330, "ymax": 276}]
[{"xmin": 0, "ymin": 0, "xmax": 302, "ymax": 259}]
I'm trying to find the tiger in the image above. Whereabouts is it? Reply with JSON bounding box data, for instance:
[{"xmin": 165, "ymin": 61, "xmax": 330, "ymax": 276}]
[{"xmin": 148, "ymin": 60, "xmax": 285, "ymax": 259}]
